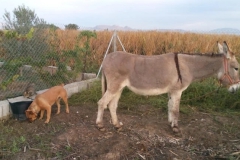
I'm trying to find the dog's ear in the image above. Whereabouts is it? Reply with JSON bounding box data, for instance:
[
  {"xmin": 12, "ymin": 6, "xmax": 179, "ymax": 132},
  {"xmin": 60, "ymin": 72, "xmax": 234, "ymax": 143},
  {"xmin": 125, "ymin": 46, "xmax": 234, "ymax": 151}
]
[{"xmin": 25, "ymin": 109, "xmax": 34, "ymax": 115}]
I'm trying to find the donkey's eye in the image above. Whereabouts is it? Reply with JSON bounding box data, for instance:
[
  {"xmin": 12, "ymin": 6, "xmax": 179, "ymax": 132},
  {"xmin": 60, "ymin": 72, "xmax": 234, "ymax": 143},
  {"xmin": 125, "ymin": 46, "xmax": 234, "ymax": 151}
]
[{"xmin": 234, "ymin": 68, "xmax": 239, "ymax": 71}]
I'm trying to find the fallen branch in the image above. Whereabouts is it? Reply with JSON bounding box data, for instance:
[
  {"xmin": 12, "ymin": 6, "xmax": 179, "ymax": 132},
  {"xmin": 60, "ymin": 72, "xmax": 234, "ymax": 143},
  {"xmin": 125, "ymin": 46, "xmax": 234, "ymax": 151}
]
[
  {"xmin": 137, "ymin": 153, "xmax": 146, "ymax": 160},
  {"xmin": 169, "ymin": 150, "xmax": 178, "ymax": 157},
  {"xmin": 231, "ymin": 151, "xmax": 240, "ymax": 156},
  {"xmin": 28, "ymin": 144, "xmax": 43, "ymax": 152},
  {"xmin": 66, "ymin": 136, "xmax": 71, "ymax": 147},
  {"xmin": 229, "ymin": 139, "xmax": 240, "ymax": 142},
  {"xmin": 29, "ymin": 147, "xmax": 42, "ymax": 152},
  {"xmin": 63, "ymin": 153, "xmax": 77, "ymax": 159}
]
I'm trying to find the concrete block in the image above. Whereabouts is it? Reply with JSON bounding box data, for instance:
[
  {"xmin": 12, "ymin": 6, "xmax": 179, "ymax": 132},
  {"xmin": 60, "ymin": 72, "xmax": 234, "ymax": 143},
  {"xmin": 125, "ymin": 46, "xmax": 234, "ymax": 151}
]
[
  {"xmin": 77, "ymin": 81, "xmax": 88, "ymax": 91},
  {"xmin": 42, "ymin": 66, "xmax": 72, "ymax": 75},
  {"xmin": 0, "ymin": 100, "xmax": 10, "ymax": 119},
  {"xmin": 82, "ymin": 73, "xmax": 97, "ymax": 80},
  {"xmin": 37, "ymin": 89, "xmax": 48, "ymax": 94},
  {"xmin": 0, "ymin": 62, "xmax": 4, "ymax": 67},
  {"xmin": 64, "ymin": 83, "xmax": 79, "ymax": 97}
]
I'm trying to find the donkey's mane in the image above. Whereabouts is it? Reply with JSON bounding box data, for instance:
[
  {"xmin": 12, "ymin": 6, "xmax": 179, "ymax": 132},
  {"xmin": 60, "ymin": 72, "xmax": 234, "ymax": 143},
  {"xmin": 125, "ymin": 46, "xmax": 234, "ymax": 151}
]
[{"xmin": 178, "ymin": 52, "xmax": 224, "ymax": 57}]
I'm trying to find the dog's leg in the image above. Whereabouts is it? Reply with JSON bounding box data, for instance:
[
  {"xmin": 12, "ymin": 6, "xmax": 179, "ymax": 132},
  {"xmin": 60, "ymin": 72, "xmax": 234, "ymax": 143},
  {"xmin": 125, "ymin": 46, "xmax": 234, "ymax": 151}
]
[
  {"xmin": 56, "ymin": 98, "xmax": 61, "ymax": 114},
  {"xmin": 45, "ymin": 105, "xmax": 52, "ymax": 123},
  {"xmin": 62, "ymin": 96, "xmax": 69, "ymax": 113},
  {"xmin": 39, "ymin": 110, "xmax": 45, "ymax": 119}
]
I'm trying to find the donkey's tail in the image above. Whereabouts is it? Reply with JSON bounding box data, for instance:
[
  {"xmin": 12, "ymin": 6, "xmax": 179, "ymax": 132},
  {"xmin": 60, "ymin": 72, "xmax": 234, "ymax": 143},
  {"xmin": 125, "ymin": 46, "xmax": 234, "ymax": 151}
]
[{"xmin": 101, "ymin": 71, "xmax": 107, "ymax": 96}]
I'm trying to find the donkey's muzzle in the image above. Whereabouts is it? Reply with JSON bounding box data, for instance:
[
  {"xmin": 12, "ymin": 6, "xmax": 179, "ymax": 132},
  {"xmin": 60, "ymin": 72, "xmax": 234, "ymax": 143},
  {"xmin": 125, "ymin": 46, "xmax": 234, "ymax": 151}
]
[{"xmin": 228, "ymin": 82, "xmax": 240, "ymax": 93}]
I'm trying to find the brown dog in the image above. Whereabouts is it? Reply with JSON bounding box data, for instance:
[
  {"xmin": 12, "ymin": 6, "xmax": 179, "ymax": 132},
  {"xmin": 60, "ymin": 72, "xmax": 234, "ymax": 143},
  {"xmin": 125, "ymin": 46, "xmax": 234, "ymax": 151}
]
[{"xmin": 25, "ymin": 84, "xmax": 69, "ymax": 123}]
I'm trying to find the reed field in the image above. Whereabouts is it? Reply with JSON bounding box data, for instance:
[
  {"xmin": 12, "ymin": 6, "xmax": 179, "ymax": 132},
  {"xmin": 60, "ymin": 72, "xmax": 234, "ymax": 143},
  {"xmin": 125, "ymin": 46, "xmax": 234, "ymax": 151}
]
[{"xmin": 49, "ymin": 30, "xmax": 240, "ymax": 65}]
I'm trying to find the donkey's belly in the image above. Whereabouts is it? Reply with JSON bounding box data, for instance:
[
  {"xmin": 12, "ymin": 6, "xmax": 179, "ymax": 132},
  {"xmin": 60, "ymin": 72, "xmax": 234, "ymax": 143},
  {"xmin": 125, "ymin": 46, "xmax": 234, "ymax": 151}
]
[
  {"xmin": 123, "ymin": 78, "xmax": 169, "ymax": 96},
  {"xmin": 127, "ymin": 85, "xmax": 169, "ymax": 96}
]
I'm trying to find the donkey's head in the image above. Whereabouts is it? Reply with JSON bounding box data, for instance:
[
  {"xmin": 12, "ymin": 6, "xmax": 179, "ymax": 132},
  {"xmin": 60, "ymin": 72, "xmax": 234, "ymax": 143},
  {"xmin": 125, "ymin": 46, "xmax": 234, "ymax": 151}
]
[{"xmin": 217, "ymin": 41, "xmax": 239, "ymax": 87}]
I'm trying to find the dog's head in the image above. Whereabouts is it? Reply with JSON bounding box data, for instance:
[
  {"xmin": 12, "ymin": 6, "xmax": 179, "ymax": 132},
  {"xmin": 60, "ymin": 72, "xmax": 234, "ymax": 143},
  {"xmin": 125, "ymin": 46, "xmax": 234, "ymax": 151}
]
[
  {"xmin": 25, "ymin": 109, "xmax": 38, "ymax": 122},
  {"xmin": 25, "ymin": 103, "xmax": 38, "ymax": 122}
]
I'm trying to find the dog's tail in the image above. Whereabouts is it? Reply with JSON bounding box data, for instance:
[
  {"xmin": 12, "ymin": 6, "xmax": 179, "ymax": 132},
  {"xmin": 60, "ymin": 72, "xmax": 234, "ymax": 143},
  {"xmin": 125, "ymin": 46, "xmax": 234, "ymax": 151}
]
[{"xmin": 101, "ymin": 71, "xmax": 107, "ymax": 96}]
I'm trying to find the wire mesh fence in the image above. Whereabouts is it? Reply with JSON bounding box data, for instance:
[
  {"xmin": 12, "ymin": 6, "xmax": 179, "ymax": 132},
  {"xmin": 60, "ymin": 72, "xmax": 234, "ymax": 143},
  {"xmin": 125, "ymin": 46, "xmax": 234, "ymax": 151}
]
[
  {"xmin": 1, "ymin": 23, "xmax": 240, "ymax": 100},
  {"xmin": 0, "ymin": 25, "xmax": 98, "ymax": 100}
]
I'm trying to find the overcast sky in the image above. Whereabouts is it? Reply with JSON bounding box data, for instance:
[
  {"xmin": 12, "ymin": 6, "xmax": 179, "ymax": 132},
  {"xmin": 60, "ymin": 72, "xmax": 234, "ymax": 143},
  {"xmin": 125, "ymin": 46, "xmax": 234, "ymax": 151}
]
[{"xmin": 0, "ymin": 0, "xmax": 239, "ymax": 31}]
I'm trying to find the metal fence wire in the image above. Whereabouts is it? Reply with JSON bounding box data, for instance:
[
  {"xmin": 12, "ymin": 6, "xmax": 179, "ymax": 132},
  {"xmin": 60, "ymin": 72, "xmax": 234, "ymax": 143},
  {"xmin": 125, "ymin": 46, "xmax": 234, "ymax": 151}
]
[{"xmin": 0, "ymin": 26, "xmax": 90, "ymax": 100}]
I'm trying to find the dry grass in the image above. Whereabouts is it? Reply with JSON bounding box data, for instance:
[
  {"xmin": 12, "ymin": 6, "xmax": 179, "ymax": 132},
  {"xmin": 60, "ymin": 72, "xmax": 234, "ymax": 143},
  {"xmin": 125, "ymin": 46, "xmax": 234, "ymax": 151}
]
[{"xmin": 46, "ymin": 30, "xmax": 240, "ymax": 65}]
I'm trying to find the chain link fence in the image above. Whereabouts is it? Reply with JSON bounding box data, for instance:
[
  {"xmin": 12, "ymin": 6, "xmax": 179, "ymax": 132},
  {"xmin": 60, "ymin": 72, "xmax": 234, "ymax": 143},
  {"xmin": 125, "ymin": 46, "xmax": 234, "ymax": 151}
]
[{"xmin": 0, "ymin": 25, "xmax": 97, "ymax": 100}]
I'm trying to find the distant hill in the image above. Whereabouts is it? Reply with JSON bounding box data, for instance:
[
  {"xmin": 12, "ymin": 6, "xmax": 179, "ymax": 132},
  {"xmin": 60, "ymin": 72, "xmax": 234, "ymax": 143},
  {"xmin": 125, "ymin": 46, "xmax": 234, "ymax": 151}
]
[
  {"xmin": 81, "ymin": 25, "xmax": 240, "ymax": 35},
  {"xmin": 82, "ymin": 25, "xmax": 135, "ymax": 31},
  {"xmin": 209, "ymin": 28, "xmax": 240, "ymax": 35}
]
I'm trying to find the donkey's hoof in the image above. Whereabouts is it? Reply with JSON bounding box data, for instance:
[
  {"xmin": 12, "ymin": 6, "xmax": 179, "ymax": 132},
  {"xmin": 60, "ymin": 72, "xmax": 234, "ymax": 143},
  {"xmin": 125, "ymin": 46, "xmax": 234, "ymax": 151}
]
[
  {"xmin": 97, "ymin": 126, "xmax": 106, "ymax": 132},
  {"xmin": 99, "ymin": 127, "xmax": 106, "ymax": 132},
  {"xmin": 172, "ymin": 126, "xmax": 179, "ymax": 133},
  {"xmin": 115, "ymin": 126, "xmax": 123, "ymax": 132},
  {"xmin": 96, "ymin": 125, "xmax": 106, "ymax": 132},
  {"xmin": 114, "ymin": 122, "xmax": 123, "ymax": 132}
]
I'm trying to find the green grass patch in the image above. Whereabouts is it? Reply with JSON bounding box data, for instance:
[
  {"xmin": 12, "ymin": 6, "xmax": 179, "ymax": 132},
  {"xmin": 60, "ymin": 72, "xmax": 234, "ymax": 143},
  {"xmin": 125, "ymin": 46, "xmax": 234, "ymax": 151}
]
[
  {"xmin": 0, "ymin": 125, "xmax": 27, "ymax": 155},
  {"xmin": 69, "ymin": 78, "xmax": 240, "ymax": 116},
  {"xmin": 182, "ymin": 78, "xmax": 240, "ymax": 114}
]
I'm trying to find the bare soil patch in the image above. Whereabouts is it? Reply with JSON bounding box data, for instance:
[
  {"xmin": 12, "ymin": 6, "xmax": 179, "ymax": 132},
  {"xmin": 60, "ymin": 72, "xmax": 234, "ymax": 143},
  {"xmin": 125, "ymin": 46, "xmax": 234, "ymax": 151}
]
[{"xmin": 1, "ymin": 103, "xmax": 240, "ymax": 160}]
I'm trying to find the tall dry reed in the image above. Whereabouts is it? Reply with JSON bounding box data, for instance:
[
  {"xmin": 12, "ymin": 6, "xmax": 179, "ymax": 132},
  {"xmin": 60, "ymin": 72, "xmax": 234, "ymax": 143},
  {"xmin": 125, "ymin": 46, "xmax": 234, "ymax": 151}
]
[{"xmin": 48, "ymin": 29, "xmax": 240, "ymax": 66}]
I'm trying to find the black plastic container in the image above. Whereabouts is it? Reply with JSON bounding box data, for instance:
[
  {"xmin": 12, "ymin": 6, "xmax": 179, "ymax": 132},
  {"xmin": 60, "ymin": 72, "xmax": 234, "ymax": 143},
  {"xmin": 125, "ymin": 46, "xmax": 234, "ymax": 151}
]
[{"xmin": 8, "ymin": 100, "xmax": 33, "ymax": 121}]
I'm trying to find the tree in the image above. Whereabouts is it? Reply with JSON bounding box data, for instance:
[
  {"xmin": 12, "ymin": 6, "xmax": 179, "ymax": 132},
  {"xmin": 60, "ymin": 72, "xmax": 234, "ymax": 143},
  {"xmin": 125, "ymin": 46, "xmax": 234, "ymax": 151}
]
[
  {"xmin": 0, "ymin": 5, "xmax": 49, "ymax": 92},
  {"xmin": 2, "ymin": 5, "xmax": 49, "ymax": 60},
  {"xmin": 65, "ymin": 23, "xmax": 79, "ymax": 30},
  {"xmin": 3, "ymin": 5, "xmax": 47, "ymax": 34},
  {"xmin": 47, "ymin": 24, "xmax": 60, "ymax": 30}
]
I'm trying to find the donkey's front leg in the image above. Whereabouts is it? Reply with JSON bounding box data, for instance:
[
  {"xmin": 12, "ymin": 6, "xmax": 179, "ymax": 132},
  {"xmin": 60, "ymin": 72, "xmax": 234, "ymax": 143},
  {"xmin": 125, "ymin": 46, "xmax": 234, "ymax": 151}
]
[
  {"xmin": 96, "ymin": 91, "xmax": 114, "ymax": 131},
  {"xmin": 168, "ymin": 91, "xmax": 182, "ymax": 133}
]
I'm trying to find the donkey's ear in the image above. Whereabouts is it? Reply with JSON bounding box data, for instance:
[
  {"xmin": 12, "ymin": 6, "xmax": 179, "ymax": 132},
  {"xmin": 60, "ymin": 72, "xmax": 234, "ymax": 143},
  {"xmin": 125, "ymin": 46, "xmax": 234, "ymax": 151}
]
[
  {"xmin": 218, "ymin": 41, "xmax": 231, "ymax": 59},
  {"xmin": 217, "ymin": 41, "xmax": 224, "ymax": 53},
  {"xmin": 223, "ymin": 41, "xmax": 230, "ymax": 53}
]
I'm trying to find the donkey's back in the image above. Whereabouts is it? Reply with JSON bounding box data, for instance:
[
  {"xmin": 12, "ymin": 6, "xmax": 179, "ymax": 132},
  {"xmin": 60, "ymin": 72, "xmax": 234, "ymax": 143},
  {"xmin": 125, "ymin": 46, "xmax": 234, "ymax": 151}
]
[{"xmin": 102, "ymin": 51, "xmax": 180, "ymax": 95}]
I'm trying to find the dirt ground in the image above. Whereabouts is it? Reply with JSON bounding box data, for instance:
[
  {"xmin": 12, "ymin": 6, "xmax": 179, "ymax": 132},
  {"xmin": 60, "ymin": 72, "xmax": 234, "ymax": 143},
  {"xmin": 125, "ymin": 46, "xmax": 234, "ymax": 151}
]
[{"xmin": 1, "ymin": 103, "xmax": 240, "ymax": 160}]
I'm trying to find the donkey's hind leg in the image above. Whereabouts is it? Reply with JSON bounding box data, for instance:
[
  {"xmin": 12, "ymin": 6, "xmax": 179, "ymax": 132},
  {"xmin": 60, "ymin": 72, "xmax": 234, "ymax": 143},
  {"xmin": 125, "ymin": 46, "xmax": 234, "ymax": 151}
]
[
  {"xmin": 108, "ymin": 89, "xmax": 123, "ymax": 130},
  {"xmin": 96, "ymin": 91, "xmax": 114, "ymax": 131},
  {"xmin": 168, "ymin": 91, "xmax": 182, "ymax": 133}
]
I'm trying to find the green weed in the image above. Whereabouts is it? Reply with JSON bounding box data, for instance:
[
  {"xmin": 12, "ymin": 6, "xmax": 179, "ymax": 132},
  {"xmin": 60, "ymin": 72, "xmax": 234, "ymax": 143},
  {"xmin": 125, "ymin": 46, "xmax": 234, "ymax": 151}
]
[{"xmin": 69, "ymin": 78, "xmax": 240, "ymax": 115}]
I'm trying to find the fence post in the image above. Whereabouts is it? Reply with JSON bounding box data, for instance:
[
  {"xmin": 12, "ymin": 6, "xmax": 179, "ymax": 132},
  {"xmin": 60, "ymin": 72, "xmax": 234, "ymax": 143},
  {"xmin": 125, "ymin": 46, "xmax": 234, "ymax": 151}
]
[
  {"xmin": 112, "ymin": 31, "xmax": 117, "ymax": 52},
  {"xmin": 96, "ymin": 33, "xmax": 114, "ymax": 78}
]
